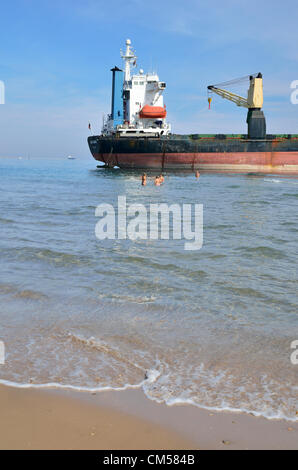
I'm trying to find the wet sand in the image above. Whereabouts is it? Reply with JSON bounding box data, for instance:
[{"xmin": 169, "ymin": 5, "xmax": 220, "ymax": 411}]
[
  {"xmin": 0, "ymin": 384, "xmax": 195, "ymax": 450},
  {"xmin": 0, "ymin": 384, "xmax": 297, "ymax": 450}
]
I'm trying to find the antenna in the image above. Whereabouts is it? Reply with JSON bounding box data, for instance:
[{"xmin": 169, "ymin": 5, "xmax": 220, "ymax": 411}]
[{"xmin": 121, "ymin": 39, "xmax": 137, "ymax": 81}]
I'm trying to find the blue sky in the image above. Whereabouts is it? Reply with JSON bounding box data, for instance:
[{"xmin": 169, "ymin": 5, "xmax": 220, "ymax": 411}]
[{"xmin": 0, "ymin": 0, "xmax": 298, "ymax": 157}]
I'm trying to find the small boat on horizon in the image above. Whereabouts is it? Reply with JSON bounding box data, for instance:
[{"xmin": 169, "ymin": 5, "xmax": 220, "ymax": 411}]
[{"xmin": 67, "ymin": 155, "xmax": 76, "ymax": 160}]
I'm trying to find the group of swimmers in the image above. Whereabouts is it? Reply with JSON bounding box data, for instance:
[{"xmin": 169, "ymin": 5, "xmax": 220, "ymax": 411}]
[
  {"xmin": 154, "ymin": 174, "xmax": 165, "ymax": 186},
  {"xmin": 141, "ymin": 173, "xmax": 164, "ymax": 186},
  {"xmin": 141, "ymin": 171, "xmax": 200, "ymax": 186}
]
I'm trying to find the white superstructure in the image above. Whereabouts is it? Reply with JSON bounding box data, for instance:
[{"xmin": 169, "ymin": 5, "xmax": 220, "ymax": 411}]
[{"xmin": 103, "ymin": 39, "xmax": 171, "ymax": 137}]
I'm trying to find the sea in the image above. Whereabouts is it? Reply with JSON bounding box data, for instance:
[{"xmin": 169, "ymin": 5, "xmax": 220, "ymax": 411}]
[{"xmin": 0, "ymin": 157, "xmax": 297, "ymax": 421}]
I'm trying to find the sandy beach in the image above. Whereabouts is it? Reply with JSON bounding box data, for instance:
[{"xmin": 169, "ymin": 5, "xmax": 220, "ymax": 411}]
[{"xmin": 0, "ymin": 384, "xmax": 297, "ymax": 450}]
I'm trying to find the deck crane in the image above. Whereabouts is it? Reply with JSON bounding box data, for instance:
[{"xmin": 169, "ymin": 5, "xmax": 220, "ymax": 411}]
[{"xmin": 207, "ymin": 73, "xmax": 266, "ymax": 139}]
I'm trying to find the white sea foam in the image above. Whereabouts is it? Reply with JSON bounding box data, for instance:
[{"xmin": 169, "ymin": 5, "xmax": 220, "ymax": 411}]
[
  {"xmin": 0, "ymin": 368, "xmax": 297, "ymax": 423},
  {"xmin": 97, "ymin": 293, "xmax": 157, "ymax": 303},
  {"xmin": 144, "ymin": 368, "xmax": 161, "ymax": 383},
  {"xmin": 142, "ymin": 389, "xmax": 298, "ymax": 422},
  {"xmin": 0, "ymin": 366, "xmax": 162, "ymax": 394},
  {"xmin": 0, "ymin": 378, "xmax": 144, "ymax": 393},
  {"xmin": 264, "ymin": 178, "xmax": 282, "ymax": 184}
]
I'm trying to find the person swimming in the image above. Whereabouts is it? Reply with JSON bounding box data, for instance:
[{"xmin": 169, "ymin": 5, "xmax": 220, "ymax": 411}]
[
  {"xmin": 195, "ymin": 170, "xmax": 200, "ymax": 178},
  {"xmin": 141, "ymin": 173, "xmax": 147, "ymax": 186},
  {"xmin": 154, "ymin": 176, "xmax": 161, "ymax": 186}
]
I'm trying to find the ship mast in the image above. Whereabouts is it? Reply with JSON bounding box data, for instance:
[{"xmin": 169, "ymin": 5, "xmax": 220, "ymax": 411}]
[{"xmin": 121, "ymin": 39, "xmax": 137, "ymax": 81}]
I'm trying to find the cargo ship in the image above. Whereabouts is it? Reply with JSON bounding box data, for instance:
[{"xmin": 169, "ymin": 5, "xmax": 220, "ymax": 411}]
[{"xmin": 88, "ymin": 39, "xmax": 298, "ymax": 174}]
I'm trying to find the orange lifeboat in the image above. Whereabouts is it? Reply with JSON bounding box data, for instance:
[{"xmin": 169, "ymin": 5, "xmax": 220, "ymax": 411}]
[{"xmin": 139, "ymin": 105, "xmax": 167, "ymax": 119}]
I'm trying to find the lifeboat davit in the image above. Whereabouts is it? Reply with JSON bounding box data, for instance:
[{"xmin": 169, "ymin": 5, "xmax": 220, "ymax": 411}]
[{"xmin": 139, "ymin": 105, "xmax": 167, "ymax": 119}]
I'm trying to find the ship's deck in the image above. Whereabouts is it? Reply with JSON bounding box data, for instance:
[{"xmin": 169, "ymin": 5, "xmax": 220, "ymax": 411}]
[{"xmin": 184, "ymin": 134, "xmax": 298, "ymax": 141}]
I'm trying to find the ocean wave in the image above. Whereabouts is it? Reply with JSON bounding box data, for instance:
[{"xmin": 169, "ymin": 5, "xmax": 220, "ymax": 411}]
[
  {"xmin": 235, "ymin": 246, "xmax": 286, "ymax": 259},
  {"xmin": 3, "ymin": 246, "xmax": 92, "ymax": 266},
  {"xmin": 64, "ymin": 333, "xmax": 145, "ymax": 372},
  {"xmin": 0, "ymin": 217, "xmax": 14, "ymax": 224},
  {"xmin": 222, "ymin": 285, "xmax": 268, "ymax": 300},
  {"xmin": 14, "ymin": 289, "xmax": 48, "ymax": 300},
  {"xmin": 142, "ymin": 364, "xmax": 298, "ymax": 423},
  {"xmin": 264, "ymin": 178, "xmax": 282, "ymax": 184},
  {"xmin": 0, "ymin": 365, "xmax": 161, "ymax": 394},
  {"xmin": 0, "ymin": 369, "xmax": 297, "ymax": 423},
  {"xmin": 97, "ymin": 293, "xmax": 157, "ymax": 304},
  {"xmin": 0, "ymin": 283, "xmax": 47, "ymax": 300},
  {"xmin": 283, "ymin": 193, "xmax": 298, "ymax": 198}
]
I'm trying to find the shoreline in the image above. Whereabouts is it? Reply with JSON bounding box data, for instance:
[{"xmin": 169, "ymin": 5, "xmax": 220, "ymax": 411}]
[
  {"xmin": 0, "ymin": 383, "xmax": 297, "ymax": 450},
  {"xmin": 0, "ymin": 378, "xmax": 297, "ymax": 423}
]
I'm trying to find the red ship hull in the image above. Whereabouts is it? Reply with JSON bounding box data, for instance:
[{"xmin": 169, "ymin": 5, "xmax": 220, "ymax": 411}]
[{"xmin": 92, "ymin": 151, "xmax": 298, "ymax": 174}]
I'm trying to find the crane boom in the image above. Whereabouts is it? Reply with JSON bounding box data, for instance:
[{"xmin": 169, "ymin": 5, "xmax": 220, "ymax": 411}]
[
  {"xmin": 207, "ymin": 87, "xmax": 249, "ymax": 108},
  {"xmin": 208, "ymin": 73, "xmax": 263, "ymax": 110}
]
